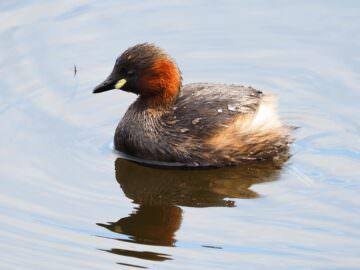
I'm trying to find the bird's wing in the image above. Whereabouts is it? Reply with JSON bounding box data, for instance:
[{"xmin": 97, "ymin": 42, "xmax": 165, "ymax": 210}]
[{"xmin": 163, "ymin": 83, "xmax": 263, "ymax": 138}]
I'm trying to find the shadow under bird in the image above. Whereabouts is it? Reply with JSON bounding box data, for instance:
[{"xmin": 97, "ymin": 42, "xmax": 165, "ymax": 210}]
[{"xmin": 93, "ymin": 43, "xmax": 291, "ymax": 166}]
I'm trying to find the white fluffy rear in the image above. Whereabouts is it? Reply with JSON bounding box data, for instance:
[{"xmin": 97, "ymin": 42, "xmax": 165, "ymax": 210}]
[
  {"xmin": 207, "ymin": 95, "xmax": 290, "ymax": 160},
  {"xmin": 249, "ymin": 95, "xmax": 282, "ymax": 131}
]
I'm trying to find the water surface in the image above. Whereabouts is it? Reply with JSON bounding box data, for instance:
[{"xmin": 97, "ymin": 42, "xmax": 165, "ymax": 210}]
[{"xmin": 1, "ymin": 1, "xmax": 360, "ymax": 269}]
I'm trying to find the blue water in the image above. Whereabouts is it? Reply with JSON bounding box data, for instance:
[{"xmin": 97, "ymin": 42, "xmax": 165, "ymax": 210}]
[{"xmin": 0, "ymin": 1, "xmax": 359, "ymax": 269}]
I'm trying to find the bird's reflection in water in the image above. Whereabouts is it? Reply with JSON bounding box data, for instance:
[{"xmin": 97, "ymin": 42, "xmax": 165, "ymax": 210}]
[
  {"xmin": 99, "ymin": 204, "xmax": 182, "ymax": 247},
  {"xmin": 97, "ymin": 157, "xmax": 287, "ymax": 264}
]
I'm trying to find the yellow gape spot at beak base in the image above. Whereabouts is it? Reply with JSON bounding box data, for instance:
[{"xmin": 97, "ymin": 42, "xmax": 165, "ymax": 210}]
[{"xmin": 115, "ymin": 79, "xmax": 127, "ymax": 89}]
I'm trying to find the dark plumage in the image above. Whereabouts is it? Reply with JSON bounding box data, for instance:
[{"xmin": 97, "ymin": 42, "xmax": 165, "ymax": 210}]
[{"xmin": 93, "ymin": 43, "xmax": 292, "ymax": 166}]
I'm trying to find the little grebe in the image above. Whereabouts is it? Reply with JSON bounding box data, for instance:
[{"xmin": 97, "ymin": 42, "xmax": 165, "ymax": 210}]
[{"xmin": 93, "ymin": 43, "xmax": 291, "ymax": 166}]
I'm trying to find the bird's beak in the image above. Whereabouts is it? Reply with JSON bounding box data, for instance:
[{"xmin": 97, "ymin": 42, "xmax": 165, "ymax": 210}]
[{"xmin": 93, "ymin": 74, "xmax": 127, "ymax": 94}]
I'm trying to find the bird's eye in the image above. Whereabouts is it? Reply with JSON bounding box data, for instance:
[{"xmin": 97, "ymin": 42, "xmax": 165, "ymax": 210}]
[{"xmin": 127, "ymin": 70, "xmax": 135, "ymax": 76}]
